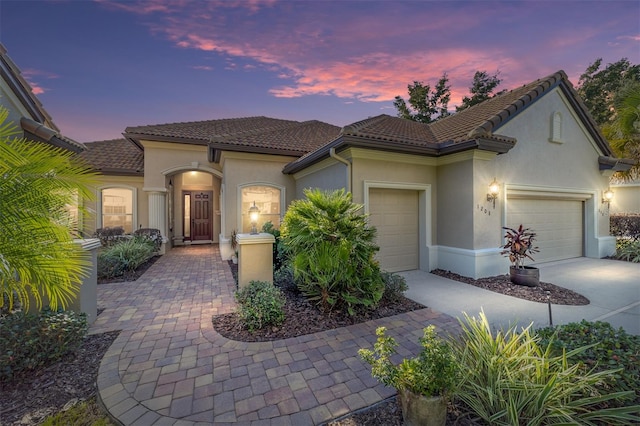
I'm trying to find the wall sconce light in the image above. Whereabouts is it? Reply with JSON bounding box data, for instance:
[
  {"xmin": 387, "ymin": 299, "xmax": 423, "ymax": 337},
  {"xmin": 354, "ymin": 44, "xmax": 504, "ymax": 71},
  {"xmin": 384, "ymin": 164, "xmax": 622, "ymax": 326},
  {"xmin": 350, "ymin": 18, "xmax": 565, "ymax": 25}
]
[
  {"xmin": 602, "ymin": 188, "xmax": 614, "ymax": 205},
  {"xmin": 249, "ymin": 201, "xmax": 260, "ymax": 234},
  {"xmin": 487, "ymin": 178, "xmax": 500, "ymax": 208}
]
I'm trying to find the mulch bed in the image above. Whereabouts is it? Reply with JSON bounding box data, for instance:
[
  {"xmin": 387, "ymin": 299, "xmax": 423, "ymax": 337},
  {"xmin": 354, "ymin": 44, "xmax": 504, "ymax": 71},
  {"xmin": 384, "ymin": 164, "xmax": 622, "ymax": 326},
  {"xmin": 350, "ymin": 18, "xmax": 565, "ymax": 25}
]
[
  {"xmin": 0, "ymin": 329, "xmax": 120, "ymax": 425},
  {"xmin": 431, "ymin": 269, "xmax": 590, "ymax": 305},
  {"xmin": 97, "ymin": 255, "xmax": 160, "ymax": 284},
  {"xmin": 212, "ymin": 285, "xmax": 426, "ymax": 342}
]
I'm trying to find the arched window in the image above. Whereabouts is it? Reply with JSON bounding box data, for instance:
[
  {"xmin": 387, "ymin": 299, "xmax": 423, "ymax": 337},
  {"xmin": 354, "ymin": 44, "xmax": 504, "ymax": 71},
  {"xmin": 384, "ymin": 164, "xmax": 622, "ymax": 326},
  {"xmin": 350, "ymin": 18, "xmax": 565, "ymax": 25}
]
[
  {"xmin": 240, "ymin": 185, "xmax": 282, "ymax": 233},
  {"xmin": 100, "ymin": 187, "xmax": 135, "ymax": 233}
]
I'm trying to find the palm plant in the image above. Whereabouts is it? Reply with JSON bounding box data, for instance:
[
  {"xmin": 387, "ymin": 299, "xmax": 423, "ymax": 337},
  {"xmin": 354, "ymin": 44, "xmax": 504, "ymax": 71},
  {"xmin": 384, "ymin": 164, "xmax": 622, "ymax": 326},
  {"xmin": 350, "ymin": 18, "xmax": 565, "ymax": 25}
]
[
  {"xmin": 606, "ymin": 81, "xmax": 640, "ymax": 180},
  {"xmin": 280, "ymin": 188, "xmax": 384, "ymax": 315},
  {"xmin": 0, "ymin": 108, "xmax": 97, "ymax": 310}
]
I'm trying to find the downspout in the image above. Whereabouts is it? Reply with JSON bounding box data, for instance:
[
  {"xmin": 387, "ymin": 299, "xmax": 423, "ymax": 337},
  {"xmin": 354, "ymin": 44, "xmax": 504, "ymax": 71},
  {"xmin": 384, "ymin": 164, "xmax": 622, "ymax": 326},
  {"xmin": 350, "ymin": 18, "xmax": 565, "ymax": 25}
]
[{"xmin": 330, "ymin": 147, "xmax": 351, "ymax": 193}]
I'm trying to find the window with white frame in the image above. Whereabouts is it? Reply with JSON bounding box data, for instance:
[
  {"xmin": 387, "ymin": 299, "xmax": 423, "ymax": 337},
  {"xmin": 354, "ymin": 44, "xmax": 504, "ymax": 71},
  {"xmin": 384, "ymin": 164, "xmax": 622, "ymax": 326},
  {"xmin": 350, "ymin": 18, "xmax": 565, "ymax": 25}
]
[
  {"xmin": 101, "ymin": 187, "xmax": 134, "ymax": 233},
  {"xmin": 241, "ymin": 185, "xmax": 281, "ymax": 233}
]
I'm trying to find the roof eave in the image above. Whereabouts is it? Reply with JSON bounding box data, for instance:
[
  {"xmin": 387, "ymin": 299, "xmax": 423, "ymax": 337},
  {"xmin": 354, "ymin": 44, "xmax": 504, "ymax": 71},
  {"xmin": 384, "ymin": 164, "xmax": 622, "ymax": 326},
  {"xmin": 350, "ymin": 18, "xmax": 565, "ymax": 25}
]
[
  {"xmin": 123, "ymin": 132, "xmax": 208, "ymax": 150},
  {"xmin": 599, "ymin": 156, "xmax": 636, "ymax": 173},
  {"xmin": 283, "ymin": 135, "xmax": 517, "ymax": 174},
  {"xmin": 208, "ymin": 142, "xmax": 306, "ymax": 158},
  {"xmin": 21, "ymin": 117, "xmax": 86, "ymax": 153},
  {"xmin": 94, "ymin": 168, "xmax": 144, "ymax": 177}
]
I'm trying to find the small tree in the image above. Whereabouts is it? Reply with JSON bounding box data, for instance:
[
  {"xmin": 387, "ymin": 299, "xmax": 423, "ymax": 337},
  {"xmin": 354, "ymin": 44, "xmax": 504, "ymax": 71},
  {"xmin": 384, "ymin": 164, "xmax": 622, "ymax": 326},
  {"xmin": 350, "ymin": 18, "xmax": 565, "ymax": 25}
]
[
  {"xmin": 456, "ymin": 70, "xmax": 505, "ymax": 111},
  {"xmin": 0, "ymin": 108, "xmax": 97, "ymax": 310},
  {"xmin": 394, "ymin": 74, "xmax": 451, "ymax": 123},
  {"xmin": 280, "ymin": 188, "xmax": 384, "ymax": 315}
]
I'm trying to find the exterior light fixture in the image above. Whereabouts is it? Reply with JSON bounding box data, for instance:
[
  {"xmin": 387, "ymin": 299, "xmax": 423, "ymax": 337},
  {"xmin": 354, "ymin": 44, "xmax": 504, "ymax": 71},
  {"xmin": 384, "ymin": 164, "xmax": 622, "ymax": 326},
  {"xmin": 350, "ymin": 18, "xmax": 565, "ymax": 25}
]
[
  {"xmin": 249, "ymin": 201, "xmax": 260, "ymax": 234},
  {"xmin": 602, "ymin": 188, "xmax": 614, "ymax": 205},
  {"xmin": 487, "ymin": 178, "xmax": 500, "ymax": 208}
]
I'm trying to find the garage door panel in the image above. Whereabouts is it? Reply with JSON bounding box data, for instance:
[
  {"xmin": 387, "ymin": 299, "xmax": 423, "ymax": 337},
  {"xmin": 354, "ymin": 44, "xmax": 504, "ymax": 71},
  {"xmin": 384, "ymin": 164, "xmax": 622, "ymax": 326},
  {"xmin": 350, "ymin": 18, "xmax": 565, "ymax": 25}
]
[
  {"xmin": 507, "ymin": 198, "xmax": 583, "ymax": 263},
  {"xmin": 370, "ymin": 188, "xmax": 419, "ymax": 272}
]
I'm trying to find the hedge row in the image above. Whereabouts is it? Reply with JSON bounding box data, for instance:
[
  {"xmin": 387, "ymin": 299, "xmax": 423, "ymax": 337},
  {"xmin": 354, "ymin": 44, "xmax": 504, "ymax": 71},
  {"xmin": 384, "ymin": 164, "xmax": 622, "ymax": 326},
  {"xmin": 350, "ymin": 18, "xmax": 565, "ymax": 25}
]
[{"xmin": 610, "ymin": 214, "xmax": 640, "ymax": 241}]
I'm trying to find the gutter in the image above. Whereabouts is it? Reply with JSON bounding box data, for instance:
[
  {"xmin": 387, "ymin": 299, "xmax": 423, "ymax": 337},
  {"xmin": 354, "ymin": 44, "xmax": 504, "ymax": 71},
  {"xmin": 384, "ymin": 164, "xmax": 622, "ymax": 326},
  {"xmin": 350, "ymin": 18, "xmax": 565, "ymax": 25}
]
[{"xmin": 330, "ymin": 147, "xmax": 351, "ymax": 193}]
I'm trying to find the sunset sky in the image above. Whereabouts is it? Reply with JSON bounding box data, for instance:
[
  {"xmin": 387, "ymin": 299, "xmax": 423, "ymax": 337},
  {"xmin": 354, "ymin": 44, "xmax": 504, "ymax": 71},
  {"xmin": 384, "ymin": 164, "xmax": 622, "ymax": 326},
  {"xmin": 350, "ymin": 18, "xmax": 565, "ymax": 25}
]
[{"xmin": 1, "ymin": 0, "xmax": 638, "ymax": 143}]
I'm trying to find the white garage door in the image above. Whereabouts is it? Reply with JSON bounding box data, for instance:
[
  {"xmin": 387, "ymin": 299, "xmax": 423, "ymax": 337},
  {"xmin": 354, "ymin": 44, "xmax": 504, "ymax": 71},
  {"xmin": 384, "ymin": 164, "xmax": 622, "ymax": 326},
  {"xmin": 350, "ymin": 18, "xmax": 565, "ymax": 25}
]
[
  {"xmin": 507, "ymin": 198, "xmax": 583, "ymax": 263},
  {"xmin": 369, "ymin": 188, "xmax": 419, "ymax": 272}
]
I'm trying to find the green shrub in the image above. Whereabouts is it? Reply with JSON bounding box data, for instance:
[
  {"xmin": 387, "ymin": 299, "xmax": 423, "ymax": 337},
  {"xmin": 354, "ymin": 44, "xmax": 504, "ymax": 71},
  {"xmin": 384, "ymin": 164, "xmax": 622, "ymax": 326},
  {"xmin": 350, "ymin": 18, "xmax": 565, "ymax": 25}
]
[
  {"xmin": 0, "ymin": 309, "xmax": 87, "ymax": 381},
  {"xmin": 133, "ymin": 228, "xmax": 163, "ymax": 252},
  {"xmin": 610, "ymin": 213, "xmax": 640, "ymax": 241},
  {"xmin": 615, "ymin": 238, "xmax": 640, "ymax": 262},
  {"xmin": 273, "ymin": 264, "xmax": 297, "ymax": 293},
  {"xmin": 359, "ymin": 325, "xmax": 459, "ymax": 398},
  {"xmin": 536, "ymin": 320, "xmax": 640, "ymax": 404},
  {"xmin": 235, "ymin": 281, "xmax": 285, "ymax": 332},
  {"xmin": 281, "ymin": 188, "xmax": 384, "ymax": 315},
  {"xmin": 94, "ymin": 226, "xmax": 125, "ymax": 247},
  {"xmin": 262, "ymin": 221, "xmax": 288, "ymax": 272},
  {"xmin": 97, "ymin": 237, "xmax": 156, "ymax": 279},
  {"xmin": 454, "ymin": 311, "xmax": 639, "ymax": 425},
  {"xmin": 381, "ymin": 271, "xmax": 408, "ymax": 303},
  {"xmin": 41, "ymin": 398, "xmax": 112, "ymax": 426}
]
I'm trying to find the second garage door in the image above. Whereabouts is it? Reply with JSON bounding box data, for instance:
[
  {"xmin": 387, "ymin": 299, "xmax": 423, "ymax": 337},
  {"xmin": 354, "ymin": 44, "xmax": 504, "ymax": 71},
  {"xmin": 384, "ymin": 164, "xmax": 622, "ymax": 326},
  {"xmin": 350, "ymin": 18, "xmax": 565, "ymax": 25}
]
[
  {"xmin": 507, "ymin": 198, "xmax": 583, "ymax": 263},
  {"xmin": 369, "ymin": 188, "xmax": 419, "ymax": 272}
]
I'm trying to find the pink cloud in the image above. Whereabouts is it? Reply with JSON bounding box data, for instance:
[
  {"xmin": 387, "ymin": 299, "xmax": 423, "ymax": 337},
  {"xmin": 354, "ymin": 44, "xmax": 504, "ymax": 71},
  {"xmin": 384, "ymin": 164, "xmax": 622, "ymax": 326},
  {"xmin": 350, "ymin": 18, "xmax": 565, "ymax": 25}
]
[
  {"xmin": 191, "ymin": 65, "xmax": 213, "ymax": 71},
  {"xmin": 21, "ymin": 68, "xmax": 59, "ymax": 95},
  {"xmin": 617, "ymin": 34, "xmax": 640, "ymax": 42},
  {"xmin": 99, "ymin": 1, "xmax": 635, "ymax": 108}
]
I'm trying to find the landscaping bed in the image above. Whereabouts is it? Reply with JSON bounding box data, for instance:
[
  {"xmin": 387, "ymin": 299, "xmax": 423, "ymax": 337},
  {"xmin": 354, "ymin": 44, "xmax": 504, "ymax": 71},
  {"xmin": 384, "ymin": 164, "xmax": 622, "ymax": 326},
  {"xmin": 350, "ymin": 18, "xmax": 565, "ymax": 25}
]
[{"xmin": 0, "ymin": 329, "xmax": 119, "ymax": 425}]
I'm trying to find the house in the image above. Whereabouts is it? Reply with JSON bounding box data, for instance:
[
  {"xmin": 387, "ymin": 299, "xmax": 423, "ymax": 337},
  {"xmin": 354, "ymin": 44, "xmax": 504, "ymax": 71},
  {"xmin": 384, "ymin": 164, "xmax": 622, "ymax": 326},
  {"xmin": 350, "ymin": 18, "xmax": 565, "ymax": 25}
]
[
  {"xmin": 0, "ymin": 43, "xmax": 85, "ymax": 153},
  {"xmin": 80, "ymin": 70, "xmax": 634, "ymax": 279}
]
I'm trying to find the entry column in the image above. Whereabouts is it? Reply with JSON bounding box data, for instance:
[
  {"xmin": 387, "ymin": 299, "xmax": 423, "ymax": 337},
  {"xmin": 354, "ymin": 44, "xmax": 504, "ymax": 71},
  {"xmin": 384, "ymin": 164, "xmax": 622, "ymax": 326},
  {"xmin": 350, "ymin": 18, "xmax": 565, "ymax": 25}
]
[{"xmin": 145, "ymin": 188, "xmax": 168, "ymax": 253}]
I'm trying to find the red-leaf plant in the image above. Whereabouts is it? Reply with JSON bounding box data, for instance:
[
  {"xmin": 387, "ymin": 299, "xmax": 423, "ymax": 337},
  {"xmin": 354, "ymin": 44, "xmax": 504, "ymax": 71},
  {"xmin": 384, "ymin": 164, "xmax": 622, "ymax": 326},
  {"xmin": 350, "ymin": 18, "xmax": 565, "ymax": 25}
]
[{"xmin": 500, "ymin": 225, "xmax": 540, "ymax": 269}]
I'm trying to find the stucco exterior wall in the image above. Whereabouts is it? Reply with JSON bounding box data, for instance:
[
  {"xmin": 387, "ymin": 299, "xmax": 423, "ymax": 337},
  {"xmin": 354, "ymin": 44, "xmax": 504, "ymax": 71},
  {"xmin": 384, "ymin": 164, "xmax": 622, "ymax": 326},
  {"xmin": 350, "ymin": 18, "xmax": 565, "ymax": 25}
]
[
  {"xmin": 140, "ymin": 141, "xmax": 220, "ymax": 189},
  {"xmin": 83, "ymin": 175, "xmax": 146, "ymax": 236},
  {"xmin": 220, "ymin": 152, "xmax": 296, "ymax": 238},
  {"xmin": 436, "ymin": 159, "xmax": 474, "ymax": 249},
  {"xmin": 492, "ymin": 86, "xmax": 611, "ymax": 238},
  {"xmin": 493, "ymin": 88, "xmax": 610, "ymax": 198},
  {"xmin": 0, "ymin": 79, "xmax": 32, "ymax": 127},
  {"xmin": 610, "ymin": 183, "xmax": 640, "ymax": 214},
  {"xmin": 293, "ymin": 160, "xmax": 347, "ymax": 200}
]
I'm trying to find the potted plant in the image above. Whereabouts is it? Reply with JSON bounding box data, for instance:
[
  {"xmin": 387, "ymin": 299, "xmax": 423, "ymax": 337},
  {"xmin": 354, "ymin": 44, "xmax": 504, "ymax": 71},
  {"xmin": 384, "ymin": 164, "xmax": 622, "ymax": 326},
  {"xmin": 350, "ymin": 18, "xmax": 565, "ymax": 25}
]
[
  {"xmin": 230, "ymin": 229, "xmax": 238, "ymax": 264},
  {"xmin": 358, "ymin": 325, "xmax": 459, "ymax": 426},
  {"xmin": 501, "ymin": 224, "xmax": 540, "ymax": 286}
]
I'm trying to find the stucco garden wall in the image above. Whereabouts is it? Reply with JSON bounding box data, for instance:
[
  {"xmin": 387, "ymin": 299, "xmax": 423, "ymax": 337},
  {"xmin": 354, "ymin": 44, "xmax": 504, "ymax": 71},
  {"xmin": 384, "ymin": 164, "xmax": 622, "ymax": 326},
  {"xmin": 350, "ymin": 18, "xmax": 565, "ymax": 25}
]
[{"xmin": 610, "ymin": 183, "xmax": 640, "ymax": 214}]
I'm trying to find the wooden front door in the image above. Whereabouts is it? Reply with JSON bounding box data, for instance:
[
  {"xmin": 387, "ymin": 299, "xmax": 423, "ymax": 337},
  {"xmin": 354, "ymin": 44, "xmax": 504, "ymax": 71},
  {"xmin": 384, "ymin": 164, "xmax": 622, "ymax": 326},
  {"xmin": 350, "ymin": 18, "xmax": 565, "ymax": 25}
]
[{"xmin": 185, "ymin": 191, "xmax": 212, "ymax": 241}]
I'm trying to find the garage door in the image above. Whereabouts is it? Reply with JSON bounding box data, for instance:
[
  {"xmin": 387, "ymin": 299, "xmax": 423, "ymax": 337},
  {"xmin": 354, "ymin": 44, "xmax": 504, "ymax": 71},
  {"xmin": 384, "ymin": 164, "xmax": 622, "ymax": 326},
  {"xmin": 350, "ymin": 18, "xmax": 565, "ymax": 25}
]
[
  {"xmin": 369, "ymin": 188, "xmax": 419, "ymax": 272},
  {"xmin": 507, "ymin": 198, "xmax": 583, "ymax": 263}
]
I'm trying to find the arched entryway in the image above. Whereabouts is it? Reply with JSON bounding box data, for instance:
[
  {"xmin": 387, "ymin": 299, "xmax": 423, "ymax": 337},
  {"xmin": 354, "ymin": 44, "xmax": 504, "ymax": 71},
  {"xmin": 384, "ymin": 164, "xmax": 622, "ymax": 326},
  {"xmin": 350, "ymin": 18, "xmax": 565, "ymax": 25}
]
[{"xmin": 165, "ymin": 167, "xmax": 222, "ymax": 247}]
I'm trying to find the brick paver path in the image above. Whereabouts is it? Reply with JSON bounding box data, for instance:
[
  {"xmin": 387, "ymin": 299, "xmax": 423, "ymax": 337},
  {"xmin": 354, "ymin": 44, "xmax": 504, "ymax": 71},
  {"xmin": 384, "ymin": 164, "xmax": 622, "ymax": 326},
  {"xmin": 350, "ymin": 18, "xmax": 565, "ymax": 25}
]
[{"xmin": 92, "ymin": 245, "xmax": 460, "ymax": 425}]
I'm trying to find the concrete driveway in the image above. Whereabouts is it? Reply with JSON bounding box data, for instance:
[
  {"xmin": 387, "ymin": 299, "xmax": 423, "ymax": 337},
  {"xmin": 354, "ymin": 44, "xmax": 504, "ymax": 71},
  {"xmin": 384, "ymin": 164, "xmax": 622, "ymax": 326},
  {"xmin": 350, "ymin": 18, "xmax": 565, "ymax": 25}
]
[{"xmin": 402, "ymin": 258, "xmax": 640, "ymax": 335}]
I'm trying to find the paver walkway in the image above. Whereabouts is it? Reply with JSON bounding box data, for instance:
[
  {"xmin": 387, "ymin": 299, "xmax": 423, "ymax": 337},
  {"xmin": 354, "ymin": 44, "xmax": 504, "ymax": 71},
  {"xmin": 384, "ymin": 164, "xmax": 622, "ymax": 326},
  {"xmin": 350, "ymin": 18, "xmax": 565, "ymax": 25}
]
[{"xmin": 92, "ymin": 245, "xmax": 460, "ymax": 425}]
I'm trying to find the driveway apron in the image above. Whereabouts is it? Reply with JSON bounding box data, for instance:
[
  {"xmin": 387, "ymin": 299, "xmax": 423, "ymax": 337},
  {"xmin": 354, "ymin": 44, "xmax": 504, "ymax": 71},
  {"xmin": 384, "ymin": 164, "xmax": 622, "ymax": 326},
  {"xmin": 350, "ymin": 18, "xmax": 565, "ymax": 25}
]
[{"xmin": 92, "ymin": 245, "xmax": 460, "ymax": 425}]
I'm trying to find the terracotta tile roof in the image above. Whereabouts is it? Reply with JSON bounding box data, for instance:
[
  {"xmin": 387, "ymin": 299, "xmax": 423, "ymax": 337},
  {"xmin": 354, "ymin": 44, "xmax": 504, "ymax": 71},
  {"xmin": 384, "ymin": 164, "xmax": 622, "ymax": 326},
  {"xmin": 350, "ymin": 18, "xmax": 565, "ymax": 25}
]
[
  {"xmin": 429, "ymin": 71, "xmax": 567, "ymax": 143},
  {"xmin": 342, "ymin": 115, "xmax": 438, "ymax": 146},
  {"xmin": 284, "ymin": 70, "xmax": 611, "ymax": 174},
  {"xmin": 210, "ymin": 119, "xmax": 341, "ymax": 155},
  {"xmin": 79, "ymin": 139, "xmax": 143, "ymax": 175},
  {"xmin": 124, "ymin": 116, "xmax": 340, "ymax": 156}
]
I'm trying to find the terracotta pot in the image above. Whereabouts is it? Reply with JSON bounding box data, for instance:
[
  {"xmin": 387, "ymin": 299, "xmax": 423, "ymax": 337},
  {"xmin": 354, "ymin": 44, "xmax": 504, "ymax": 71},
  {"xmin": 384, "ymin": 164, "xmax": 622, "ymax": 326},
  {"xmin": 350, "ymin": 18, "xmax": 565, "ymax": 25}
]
[
  {"xmin": 509, "ymin": 265, "xmax": 539, "ymax": 287},
  {"xmin": 397, "ymin": 388, "xmax": 447, "ymax": 426}
]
